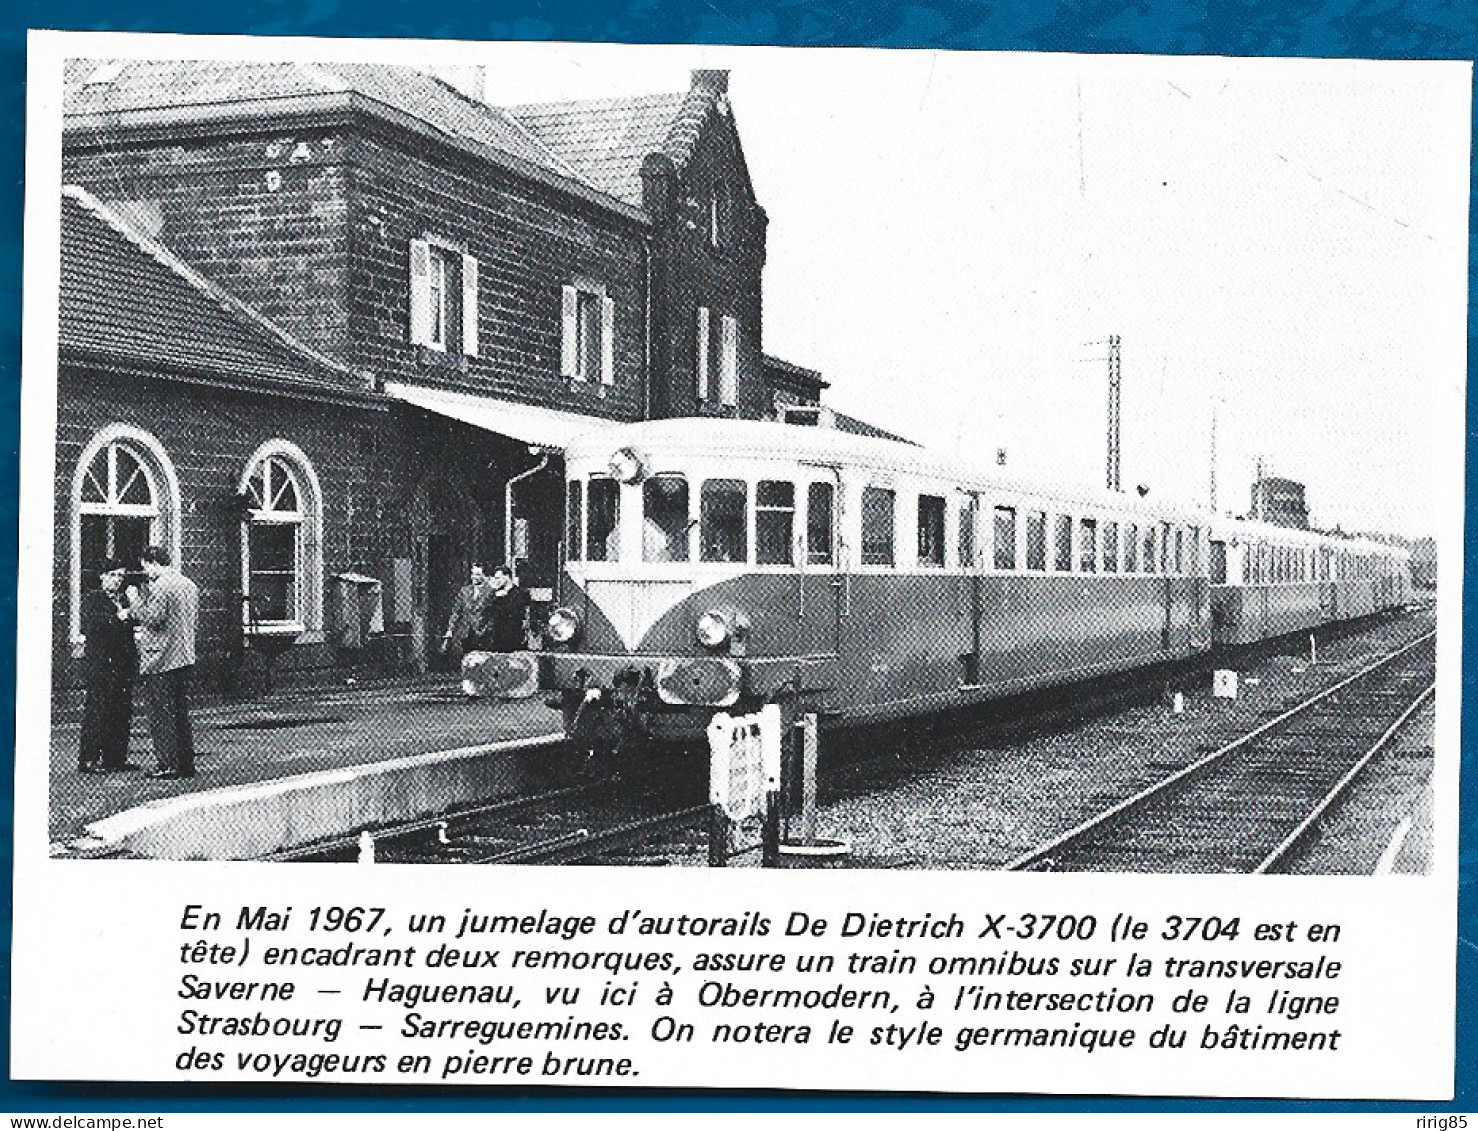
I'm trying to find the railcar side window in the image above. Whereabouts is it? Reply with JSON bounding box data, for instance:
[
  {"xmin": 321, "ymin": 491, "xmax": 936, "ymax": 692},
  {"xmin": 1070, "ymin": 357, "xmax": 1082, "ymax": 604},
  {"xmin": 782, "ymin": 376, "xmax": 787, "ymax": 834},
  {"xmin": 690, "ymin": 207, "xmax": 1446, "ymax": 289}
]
[
  {"xmin": 861, "ymin": 487, "xmax": 896, "ymax": 567},
  {"xmin": 1191, "ymin": 528, "xmax": 1201, "ymax": 575},
  {"xmin": 917, "ymin": 494, "xmax": 946, "ymax": 568},
  {"xmin": 807, "ymin": 482, "xmax": 835, "ymax": 566},
  {"xmin": 1104, "ymin": 521, "xmax": 1119, "ymax": 573},
  {"xmin": 1175, "ymin": 529, "xmax": 1184, "ymax": 574},
  {"xmin": 1209, "ymin": 540, "xmax": 1227, "ymax": 584},
  {"xmin": 1126, "ymin": 524, "xmax": 1139, "ymax": 572},
  {"xmin": 701, "ymin": 479, "xmax": 748, "ymax": 563},
  {"xmin": 994, "ymin": 506, "xmax": 1017, "ymax": 570},
  {"xmin": 957, "ymin": 497, "xmax": 977, "ymax": 570},
  {"xmin": 587, "ymin": 477, "xmax": 619, "ymax": 562},
  {"xmin": 642, "ymin": 475, "xmax": 690, "ymax": 562},
  {"xmin": 1160, "ymin": 522, "xmax": 1171, "ymax": 573},
  {"xmin": 566, "ymin": 480, "xmax": 583, "ymax": 562},
  {"xmin": 1080, "ymin": 518, "xmax": 1097, "ymax": 573},
  {"xmin": 1144, "ymin": 526, "xmax": 1157, "ymax": 574},
  {"xmin": 1053, "ymin": 514, "xmax": 1073, "ymax": 572},
  {"xmin": 756, "ymin": 481, "xmax": 796, "ymax": 566},
  {"xmin": 1026, "ymin": 511, "xmax": 1047, "ymax": 571}
]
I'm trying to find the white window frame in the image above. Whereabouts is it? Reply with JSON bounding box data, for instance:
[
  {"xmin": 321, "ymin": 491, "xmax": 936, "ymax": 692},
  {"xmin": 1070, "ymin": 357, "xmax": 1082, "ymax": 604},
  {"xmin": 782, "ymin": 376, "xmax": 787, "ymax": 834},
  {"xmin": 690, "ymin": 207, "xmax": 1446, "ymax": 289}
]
[
  {"xmin": 561, "ymin": 282, "xmax": 615, "ymax": 385},
  {"xmin": 239, "ymin": 440, "xmax": 324, "ymax": 640},
  {"xmin": 719, "ymin": 314, "xmax": 739, "ymax": 407},
  {"xmin": 69, "ymin": 424, "xmax": 181, "ymax": 646},
  {"xmin": 409, "ymin": 238, "xmax": 479, "ymax": 356}
]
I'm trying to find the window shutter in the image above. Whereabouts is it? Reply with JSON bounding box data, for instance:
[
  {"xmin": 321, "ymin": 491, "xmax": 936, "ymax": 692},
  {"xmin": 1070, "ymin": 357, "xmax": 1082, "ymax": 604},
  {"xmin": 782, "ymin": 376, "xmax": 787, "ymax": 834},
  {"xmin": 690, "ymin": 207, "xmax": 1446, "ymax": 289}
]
[
  {"xmin": 461, "ymin": 254, "xmax": 479, "ymax": 357},
  {"xmin": 695, "ymin": 306, "xmax": 710, "ymax": 399},
  {"xmin": 720, "ymin": 315, "xmax": 739, "ymax": 406},
  {"xmin": 560, "ymin": 285, "xmax": 580, "ymax": 379},
  {"xmin": 408, "ymin": 239, "xmax": 433, "ymax": 346},
  {"xmin": 600, "ymin": 296, "xmax": 616, "ymax": 385}
]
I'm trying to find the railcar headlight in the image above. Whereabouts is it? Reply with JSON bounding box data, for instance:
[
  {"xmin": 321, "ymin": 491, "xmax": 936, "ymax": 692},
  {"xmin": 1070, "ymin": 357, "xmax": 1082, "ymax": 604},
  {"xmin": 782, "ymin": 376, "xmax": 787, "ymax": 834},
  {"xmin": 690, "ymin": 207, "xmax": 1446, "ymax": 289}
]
[
  {"xmin": 695, "ymin": 610, "xmax": 731, "ymax": 647},
  {"xmin": 546, "ymin": 606, "xmax": 581, "ymax": 644},
  {"xmin": 608, "ymin": 446, "xmax": 650, "ymax": 485}
]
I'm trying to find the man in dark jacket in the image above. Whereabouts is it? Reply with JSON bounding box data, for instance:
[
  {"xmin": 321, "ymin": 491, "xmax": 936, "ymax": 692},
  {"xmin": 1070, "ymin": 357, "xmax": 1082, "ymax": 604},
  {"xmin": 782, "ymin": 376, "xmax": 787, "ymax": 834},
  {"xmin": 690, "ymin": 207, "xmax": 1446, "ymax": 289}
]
[
  {"xmin": 486, "ymin": 565, "xmax": 531, "ymax": 653},
  {"xmin": 78, "ymin": 557, "xmax": 139, "ymax": 773}
]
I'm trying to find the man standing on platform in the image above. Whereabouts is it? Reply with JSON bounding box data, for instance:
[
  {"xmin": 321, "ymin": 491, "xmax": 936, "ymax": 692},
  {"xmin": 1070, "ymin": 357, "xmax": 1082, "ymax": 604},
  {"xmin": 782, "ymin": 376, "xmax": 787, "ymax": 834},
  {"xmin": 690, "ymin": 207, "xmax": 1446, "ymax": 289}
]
[
  {"xmin": 486, "ymin": 564, "xmax": 531, "ymax": 653},
  {"xmin": 130, "ymin": 545, "xmax": 200, "ymax": 780},
  {"xmin": 441, "ymin": 563, "xmax": 495, "ymax": 656}
]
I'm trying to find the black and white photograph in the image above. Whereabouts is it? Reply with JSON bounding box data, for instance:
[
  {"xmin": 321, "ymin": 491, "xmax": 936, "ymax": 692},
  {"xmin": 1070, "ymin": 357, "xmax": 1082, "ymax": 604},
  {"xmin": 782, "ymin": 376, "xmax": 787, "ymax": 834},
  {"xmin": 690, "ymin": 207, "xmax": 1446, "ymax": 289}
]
[
  {"xmin": 10, "ymin": 30, "xmax": 1467, "ymax": 1098},
  {"xmin": 33, "ymin": 38, "xmax": 1457, "ymax": 873}
]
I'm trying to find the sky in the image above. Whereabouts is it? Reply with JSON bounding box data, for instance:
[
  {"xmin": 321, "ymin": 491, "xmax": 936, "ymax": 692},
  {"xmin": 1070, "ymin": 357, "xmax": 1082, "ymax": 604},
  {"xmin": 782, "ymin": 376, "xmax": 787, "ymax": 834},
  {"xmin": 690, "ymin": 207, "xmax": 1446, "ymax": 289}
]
[{"xmin": 460, "ymin": 42, "xmax": 1469, "ymax": 540}]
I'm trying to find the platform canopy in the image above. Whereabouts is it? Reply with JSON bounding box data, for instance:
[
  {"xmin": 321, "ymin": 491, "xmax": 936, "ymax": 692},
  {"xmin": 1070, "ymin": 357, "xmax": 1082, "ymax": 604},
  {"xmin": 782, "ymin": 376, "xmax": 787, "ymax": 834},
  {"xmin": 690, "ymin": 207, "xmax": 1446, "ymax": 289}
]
[{"xmin": 384, "ymin": 381, "xmax": 615, "ymax": 451}]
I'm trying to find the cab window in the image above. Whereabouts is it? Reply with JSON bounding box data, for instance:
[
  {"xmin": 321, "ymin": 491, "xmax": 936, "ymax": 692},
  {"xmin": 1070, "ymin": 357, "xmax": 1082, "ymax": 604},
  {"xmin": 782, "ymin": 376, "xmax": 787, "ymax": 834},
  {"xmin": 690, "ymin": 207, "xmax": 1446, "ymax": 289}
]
[
  {"xmin": 756, "ymin": 481, "xmax": 795, "ymax": 566},
  {"xmin": 1080, "ymin": 518, "xmax": 1097, "ymax": 573},
  {"xmin": 1126, "ymin": 524, "xmax": 1139, "ymax": 572},
  {"xmin": 1103, "ymin": 521, "xmax": 1119, "ymax": 573},
  {"xmin": 642, "ymin": 475, "xmax": 690, "ymax": 562},
  {"xmin": 587, "ymin": 476, "xmax": 619, "ymax": 562},
  {"xmin": 701, "ymin": 479, "xmax": 748, "ymax": 563},
  {"xmin": 957, "ymin": 498, "xmax": 977, "ymax": 569},
  {"xmin": 566, "ymin": 480, "xmax": 583, "ymax": 562},
  {"xmin": 1026, "ymin": 511, "xmax": 1047, "ymax": 571}
]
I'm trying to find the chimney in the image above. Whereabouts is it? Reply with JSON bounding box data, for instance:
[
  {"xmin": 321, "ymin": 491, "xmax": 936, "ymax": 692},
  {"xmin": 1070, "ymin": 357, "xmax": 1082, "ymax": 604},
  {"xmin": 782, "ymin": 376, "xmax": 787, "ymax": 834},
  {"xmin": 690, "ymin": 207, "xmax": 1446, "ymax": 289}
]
[
  {"xmin": 424, "ymin": 64, "xmax": 486, "ymax": 103},
  {"xmin": 690, "ymin": 69, "xmax": 729, "ymax": 96}
]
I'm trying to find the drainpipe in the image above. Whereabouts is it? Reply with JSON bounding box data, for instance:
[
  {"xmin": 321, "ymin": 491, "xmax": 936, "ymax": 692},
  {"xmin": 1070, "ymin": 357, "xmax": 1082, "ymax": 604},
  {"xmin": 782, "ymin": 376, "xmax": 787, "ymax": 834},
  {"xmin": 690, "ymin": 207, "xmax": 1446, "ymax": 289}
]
[
  {"xmin": 505, "ymin": 447, "xmax": 552, "ymax": 571},
  {"xmin": 643, "ymin": 232, "xmax": 654, "ymax": 421}
]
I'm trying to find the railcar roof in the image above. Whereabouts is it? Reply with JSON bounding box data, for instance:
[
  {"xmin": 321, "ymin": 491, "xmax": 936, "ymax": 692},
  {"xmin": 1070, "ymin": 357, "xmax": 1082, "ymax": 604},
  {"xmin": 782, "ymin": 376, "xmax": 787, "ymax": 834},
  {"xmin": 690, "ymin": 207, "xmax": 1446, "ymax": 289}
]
[{"xmin": 566, "ymin": 417, "xmax": 1206, "ymax": 521}]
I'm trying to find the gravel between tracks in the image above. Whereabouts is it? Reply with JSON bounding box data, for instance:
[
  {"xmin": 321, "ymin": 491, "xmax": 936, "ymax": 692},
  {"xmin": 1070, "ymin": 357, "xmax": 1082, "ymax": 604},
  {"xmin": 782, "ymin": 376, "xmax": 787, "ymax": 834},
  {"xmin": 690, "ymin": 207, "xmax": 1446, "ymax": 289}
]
[{"xmin": 810, "ymin": 613, "xmax": 1435, "ymax": 871}]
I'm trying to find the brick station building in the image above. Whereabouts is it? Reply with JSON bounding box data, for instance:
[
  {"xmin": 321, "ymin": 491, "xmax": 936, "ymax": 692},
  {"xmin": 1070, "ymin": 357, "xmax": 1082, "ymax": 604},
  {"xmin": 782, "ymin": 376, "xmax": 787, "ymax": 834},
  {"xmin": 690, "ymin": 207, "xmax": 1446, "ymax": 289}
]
[{"xmin": 53, "ymin": 59, "xmax": 782, "ymax": 691}]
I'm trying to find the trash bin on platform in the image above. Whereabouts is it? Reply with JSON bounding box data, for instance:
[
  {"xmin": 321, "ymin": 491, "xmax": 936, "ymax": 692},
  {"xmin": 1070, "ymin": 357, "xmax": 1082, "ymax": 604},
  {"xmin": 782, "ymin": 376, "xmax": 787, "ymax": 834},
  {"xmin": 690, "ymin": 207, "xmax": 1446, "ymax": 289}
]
[{"xmin": 332, "ymin": 572, "xmax": 384, "ymax": 651}]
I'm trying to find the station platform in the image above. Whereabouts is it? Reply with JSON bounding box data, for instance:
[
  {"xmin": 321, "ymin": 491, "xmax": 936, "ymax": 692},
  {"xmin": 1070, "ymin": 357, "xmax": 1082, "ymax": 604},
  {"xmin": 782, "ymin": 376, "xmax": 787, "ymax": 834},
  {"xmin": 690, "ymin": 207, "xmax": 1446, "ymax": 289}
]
[{"xmin": 47, "ymin": 675, "xmax": 566, "ymax": 860}]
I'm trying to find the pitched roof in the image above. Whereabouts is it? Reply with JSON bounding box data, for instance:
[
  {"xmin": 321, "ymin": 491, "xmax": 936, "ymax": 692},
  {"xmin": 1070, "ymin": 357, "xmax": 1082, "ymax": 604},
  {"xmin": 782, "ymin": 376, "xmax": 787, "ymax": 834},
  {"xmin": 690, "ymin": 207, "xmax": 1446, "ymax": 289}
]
[
  {"xmin": 504, "ymin": 91, "xmax": 691, "ymax": 208},
  {"xmin": 60, "ymin": 185, "xmax": 372, "ymax": 398},
  {"xmin": 63, "ymin": 60, "xmax": 582, "ymax": 185}
]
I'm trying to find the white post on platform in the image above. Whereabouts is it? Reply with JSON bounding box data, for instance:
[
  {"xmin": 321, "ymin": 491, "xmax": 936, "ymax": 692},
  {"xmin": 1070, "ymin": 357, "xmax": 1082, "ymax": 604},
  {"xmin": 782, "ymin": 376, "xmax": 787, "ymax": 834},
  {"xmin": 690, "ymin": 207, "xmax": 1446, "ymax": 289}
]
[
  {"xmin": 357, "ymin": 831, "xmax": 376, "ymax": 864},
  {"xmin": 799, "ymin": 713, "xmax": 819, "ymax": 844},
  {"xmin": 1310, "ymin": 634, "xmax": 1318, "ymax": 666},
  {"xmin": 1173, "ymin": 692, "xmax": 1184, "ymax": 714}
]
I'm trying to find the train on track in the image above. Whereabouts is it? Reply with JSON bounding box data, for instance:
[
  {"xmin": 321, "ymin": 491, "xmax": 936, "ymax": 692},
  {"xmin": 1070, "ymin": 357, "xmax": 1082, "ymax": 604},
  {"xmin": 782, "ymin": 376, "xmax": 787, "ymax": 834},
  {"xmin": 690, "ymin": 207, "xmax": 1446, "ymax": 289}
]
[{"xmin": 541, "ymin": 418, "xmax": 1411, "ymax": 755}]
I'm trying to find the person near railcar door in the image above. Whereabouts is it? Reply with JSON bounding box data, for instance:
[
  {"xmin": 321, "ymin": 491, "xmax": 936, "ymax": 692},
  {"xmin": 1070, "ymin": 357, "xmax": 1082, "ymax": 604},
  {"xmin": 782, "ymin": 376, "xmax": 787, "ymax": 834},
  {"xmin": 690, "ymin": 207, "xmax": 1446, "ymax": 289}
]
[
  {"xmin": 441, "ymin": 564, "xmax": 496, "ymax": 655},
  {"xmin": 129, "ymin": 545, "xmax": 200, "ymax": 780},
  {"xmin": 77, "ymin": 556, "xmax": 139, "ymax": 773},
  {"xmin": 486, "ymin": 565, "xmax": 531, "ymax": 653}
]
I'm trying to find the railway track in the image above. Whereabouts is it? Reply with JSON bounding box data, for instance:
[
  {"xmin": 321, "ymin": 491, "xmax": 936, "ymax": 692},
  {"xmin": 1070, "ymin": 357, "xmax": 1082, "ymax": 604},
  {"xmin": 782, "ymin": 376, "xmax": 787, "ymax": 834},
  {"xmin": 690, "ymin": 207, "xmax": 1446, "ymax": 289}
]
[
  {"xmin": 275, "ymin": 758, "xmax": 709, "ymax": 866},
  {"xmin": 1002, "ymin": 630, "xmax": 1436, "ymax": 873}
]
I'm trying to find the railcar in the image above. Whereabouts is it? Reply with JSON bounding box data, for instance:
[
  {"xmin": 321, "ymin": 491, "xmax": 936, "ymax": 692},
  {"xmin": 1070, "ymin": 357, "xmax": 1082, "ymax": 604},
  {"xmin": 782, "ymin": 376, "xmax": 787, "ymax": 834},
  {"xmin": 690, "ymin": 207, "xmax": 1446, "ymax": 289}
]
[
  {"xmin": 543, "ymin": 419, "xmax": 1230, "ymax": 753},
  {"xmin": 1208, "ymin": 518, "xmax": 1411, "ymax": 646}
]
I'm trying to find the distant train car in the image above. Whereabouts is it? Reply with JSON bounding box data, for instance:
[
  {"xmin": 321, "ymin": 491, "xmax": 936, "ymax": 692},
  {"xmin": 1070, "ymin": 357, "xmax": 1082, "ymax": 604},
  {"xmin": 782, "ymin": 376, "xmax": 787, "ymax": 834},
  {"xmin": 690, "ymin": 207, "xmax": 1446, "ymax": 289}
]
[
  {"xmin": 544, "ymin": 419, "xmax": 1220, "ymax": 753},
  {"xmin": 1208, "ymin": 518, "xmax": 1411, "ymax": 647}
]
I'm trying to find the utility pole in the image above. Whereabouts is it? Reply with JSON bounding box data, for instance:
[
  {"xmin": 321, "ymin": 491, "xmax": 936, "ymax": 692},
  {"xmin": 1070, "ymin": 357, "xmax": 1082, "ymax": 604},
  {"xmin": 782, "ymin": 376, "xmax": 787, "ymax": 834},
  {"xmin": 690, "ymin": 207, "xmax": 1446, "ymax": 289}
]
[
  {"xmin": 1105, "ymin": 334, "xmax": 1122, "ymax": 492},
  {"xmin": 1209, "ymin": 400, "xmax": 1219, "ymax": 513},
  {"xmin": 1255, "ymin": 453, "xmax": 1267, "ymax": 521}
]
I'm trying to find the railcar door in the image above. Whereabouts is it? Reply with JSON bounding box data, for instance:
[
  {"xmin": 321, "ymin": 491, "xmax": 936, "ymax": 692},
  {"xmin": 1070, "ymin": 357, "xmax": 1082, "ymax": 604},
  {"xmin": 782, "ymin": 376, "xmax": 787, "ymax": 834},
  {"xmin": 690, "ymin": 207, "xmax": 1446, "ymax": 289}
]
[{"xmin": 799, "ymin": 469, "xmax": 844, "ymax": 661}]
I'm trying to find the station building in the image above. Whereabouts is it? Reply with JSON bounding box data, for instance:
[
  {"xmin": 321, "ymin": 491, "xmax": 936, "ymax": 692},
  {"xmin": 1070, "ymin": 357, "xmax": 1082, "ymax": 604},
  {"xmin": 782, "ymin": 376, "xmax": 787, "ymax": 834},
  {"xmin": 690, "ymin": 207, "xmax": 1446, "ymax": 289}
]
[{"xmin": 52, "ymin": 59, "xmax": 785, "ymax": 691}]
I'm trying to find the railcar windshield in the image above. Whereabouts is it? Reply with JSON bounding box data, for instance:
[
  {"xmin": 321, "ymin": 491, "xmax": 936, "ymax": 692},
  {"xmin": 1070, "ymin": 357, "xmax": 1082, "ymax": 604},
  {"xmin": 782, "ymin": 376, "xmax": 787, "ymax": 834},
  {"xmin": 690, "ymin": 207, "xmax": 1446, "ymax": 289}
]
[
  {"xmin": 642, "ymin": 475, "xmax": 690, "ymax": 562},
  {"xmin": 1126, "ymin": 524, "xmax": 1139, "ymax": 572},
  {"xmin": 1080, "ymin": 518, "xmax": 1098, "ymax": 573},
  {"xmin": 587, "ymin": 477, "xmax": 619, "ymax": 561},
  {"xmin": 756, "ymin": 480, "xmax": 795, "ymax": 566},
  {"xmin": 566, "ymin": 480, "xmax": 583, "ymax": 562},
  {"xmin": 1104, "ymin": 522, "xmax": 1119, "ymax": 573},
  {"xmin": 1210, "ymin": 540, "xmax": 1227, "ymax": 584},
  {"xmin": 701, "ymin": 479, "xmax": 748, "ymax": 563}
]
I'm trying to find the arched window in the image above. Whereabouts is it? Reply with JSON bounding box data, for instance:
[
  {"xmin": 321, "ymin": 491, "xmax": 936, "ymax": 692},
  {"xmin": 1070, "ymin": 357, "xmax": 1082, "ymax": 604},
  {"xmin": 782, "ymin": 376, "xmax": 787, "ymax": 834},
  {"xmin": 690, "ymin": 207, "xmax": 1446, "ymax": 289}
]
[
  {"xmin": 70, "ymin": 425, "xmax": 180, "ymax": 642},
  {"xmin": 240, "ymin": 441, "xmax": 323, "ymax": 636}
]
